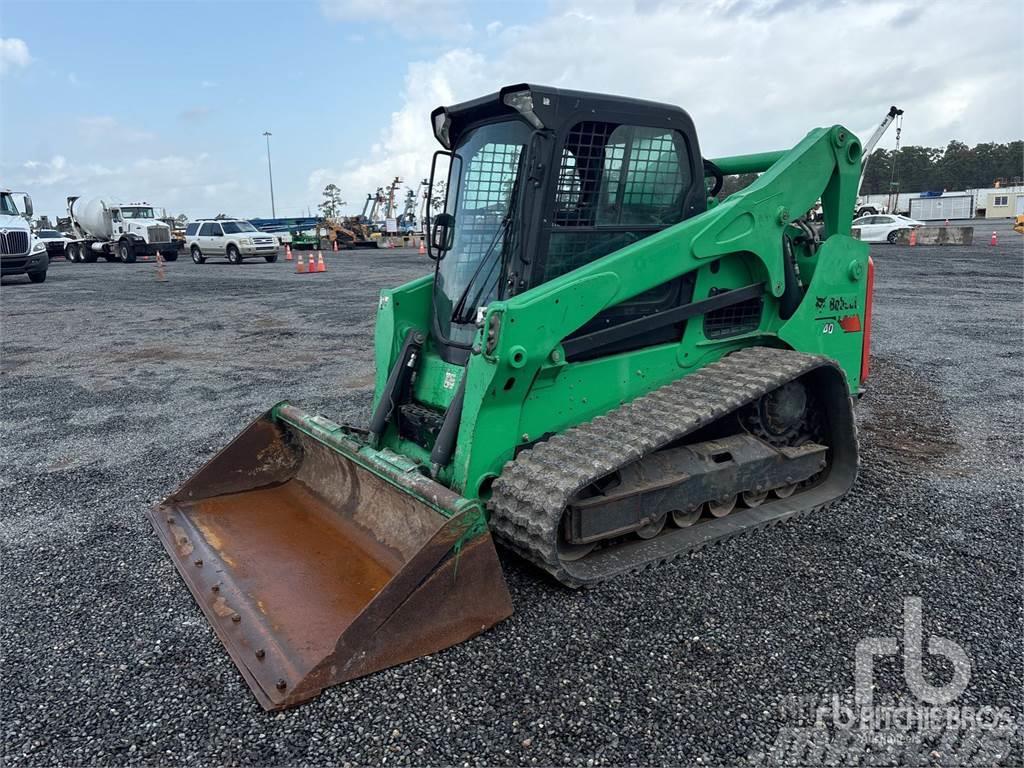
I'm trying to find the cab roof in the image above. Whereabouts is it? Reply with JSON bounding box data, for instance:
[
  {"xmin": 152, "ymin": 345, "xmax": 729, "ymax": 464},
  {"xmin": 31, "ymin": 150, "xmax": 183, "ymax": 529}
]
[{"xmin": 430, "ymin": 84, "xmax": 697, "ymax": 149}]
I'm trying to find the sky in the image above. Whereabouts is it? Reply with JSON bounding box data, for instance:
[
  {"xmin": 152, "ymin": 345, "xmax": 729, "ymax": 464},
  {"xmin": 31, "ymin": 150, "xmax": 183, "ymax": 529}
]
[{"xmin": 1, "ymin": 0, "xmax": 1021, "ymax": 223}]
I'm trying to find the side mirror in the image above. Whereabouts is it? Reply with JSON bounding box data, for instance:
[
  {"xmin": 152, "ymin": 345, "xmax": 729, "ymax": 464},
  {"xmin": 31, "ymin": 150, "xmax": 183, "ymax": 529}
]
[
  {"xmin": 22, "ymin": 195, "xmax": 33, "ymax": 218},
  {"xmin": 431, "ymin": 213, "xmax": 455, "ymax": 256}
]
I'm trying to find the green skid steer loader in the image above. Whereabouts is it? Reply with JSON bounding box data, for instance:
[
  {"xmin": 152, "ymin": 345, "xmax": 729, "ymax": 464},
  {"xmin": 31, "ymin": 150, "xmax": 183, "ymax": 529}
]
[{"xmin": 149, "ymin": 84, "xmax": 873, "ymax": 709}]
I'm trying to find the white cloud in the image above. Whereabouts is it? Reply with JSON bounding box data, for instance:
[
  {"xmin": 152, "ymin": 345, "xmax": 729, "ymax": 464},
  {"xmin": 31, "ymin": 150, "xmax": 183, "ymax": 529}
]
[
  {"xmin": 10, "ymin": 151, "xmax": 246, "ymax": 219},
  {"xmin": 201, "ymin": 80, "xmax": 217, "ymax": 88},
  {"xmin": 327, "ymin": 0, "xmax": 1021, "ymax": 207},
  {"xmin": 0, "ymin": 37, "xmax": 31, "ymax": 75},
  {"xmin": 330, "ymin": 48, "xmax": 491, "ymax": 204},
  {"xmin": 68, "ymin": 72, "xmax": 80, "ymax": 86},
  {"xmin": 21, "ymin": 156, "xmax": 70, "ymax": 186},
  {"xmin": 308, "ymin": 168, "xmax": 340, "ymax": 193}
]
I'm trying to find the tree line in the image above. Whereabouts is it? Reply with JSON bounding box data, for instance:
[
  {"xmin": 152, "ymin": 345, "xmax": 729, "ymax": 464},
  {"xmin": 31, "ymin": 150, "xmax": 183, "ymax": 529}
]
[
  {"xmin": 855, "ymin": 140, "xmax": 1021, "ymax": 194},
  {"xmin": 716, "ymin": 140, "xmax": 1022, "ymax": 201}
]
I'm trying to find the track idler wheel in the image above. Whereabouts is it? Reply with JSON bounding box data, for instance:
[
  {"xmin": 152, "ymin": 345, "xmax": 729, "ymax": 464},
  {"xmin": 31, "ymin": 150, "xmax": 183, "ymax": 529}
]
[{"xmin": 557, "ymin": 539, "xmax": 596, "ymax": 561}]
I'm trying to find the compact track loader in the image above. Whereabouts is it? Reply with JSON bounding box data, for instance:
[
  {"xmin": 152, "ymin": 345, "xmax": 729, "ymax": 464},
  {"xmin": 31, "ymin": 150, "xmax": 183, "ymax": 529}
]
[{"xmin": 149, "ymin": 85, "xmax": 873, "ymax": 709}]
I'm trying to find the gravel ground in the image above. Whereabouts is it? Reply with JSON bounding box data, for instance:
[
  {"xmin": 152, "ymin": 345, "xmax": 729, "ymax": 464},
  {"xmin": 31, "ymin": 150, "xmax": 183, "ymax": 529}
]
[{"xmin": 2, "ymin": 238, "xmax": 1021, "ymax": 766}]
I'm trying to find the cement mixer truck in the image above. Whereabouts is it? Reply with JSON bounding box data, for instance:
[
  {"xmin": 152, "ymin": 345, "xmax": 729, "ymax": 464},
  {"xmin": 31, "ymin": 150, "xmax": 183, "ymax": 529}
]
[{"xmin": 64, "ymin": 196, "xmax": 179, "ymax": 263}]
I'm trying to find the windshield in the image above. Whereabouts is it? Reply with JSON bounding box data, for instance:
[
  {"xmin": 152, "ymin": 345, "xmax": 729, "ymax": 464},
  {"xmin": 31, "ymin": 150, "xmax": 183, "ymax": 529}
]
[
  {"xmin": 434, "ymin": 119, "xmax": 533, "ymax": 346},
  {"xmin": 0, "ymin": 193, "xmax": 19, "ymax": 216},
  {"xmin": 39, "ymin": 230, "xmax": 61, "ymax": 238},
  {"xmin": 121, "ymin": 207, "xmax": 156, "ymax": 219},
  {"xmin": 221, "ymin": 221, "xmax": 258, "ymax": 234}
]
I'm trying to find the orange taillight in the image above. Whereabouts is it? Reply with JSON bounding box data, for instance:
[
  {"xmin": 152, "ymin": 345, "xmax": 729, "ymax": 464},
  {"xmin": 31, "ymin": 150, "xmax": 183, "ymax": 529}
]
[{"xmin": 861, "ymin": 256, "xmax": 874, "ymax": 384}]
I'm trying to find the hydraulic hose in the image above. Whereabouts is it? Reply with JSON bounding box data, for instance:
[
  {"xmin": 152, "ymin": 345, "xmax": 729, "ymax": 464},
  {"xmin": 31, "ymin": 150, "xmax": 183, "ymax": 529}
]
[
  {"xmin": 779, "ymin": 236, "xmax": 802, "ymax": 320},
  {"xmin": 430, "ymin": 373, "xmax": 466, "ymax": 477},
  {"xmin": 367, "ymin": 330, "xmax": 424, "ymax": 447}
]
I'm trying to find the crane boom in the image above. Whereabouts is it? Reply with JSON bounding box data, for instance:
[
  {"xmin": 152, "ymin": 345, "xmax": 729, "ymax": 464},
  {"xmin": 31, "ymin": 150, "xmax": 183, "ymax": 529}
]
[{"xmin": 857, "ymin": 105, "xmax": 904, "ymax": 195}]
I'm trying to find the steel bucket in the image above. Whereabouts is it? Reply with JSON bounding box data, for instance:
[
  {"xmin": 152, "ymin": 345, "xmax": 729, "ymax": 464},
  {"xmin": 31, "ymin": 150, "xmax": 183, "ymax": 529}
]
[{"xmin": 147, "ymin": 403, "xmax": 512, "ymax": 710}]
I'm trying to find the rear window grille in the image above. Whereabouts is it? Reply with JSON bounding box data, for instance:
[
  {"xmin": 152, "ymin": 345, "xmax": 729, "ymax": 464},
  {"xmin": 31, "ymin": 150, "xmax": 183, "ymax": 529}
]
[
  {"xmin": 553, "ymin": 122, "xmax": 689, "ymax": 230},
  {"xmin": 703, "ymin": 295, "xmax": 763, "ymax": 339},
  {"xmin": 547, "ymin": 121, "xmax": 691, "ymax": 282}
]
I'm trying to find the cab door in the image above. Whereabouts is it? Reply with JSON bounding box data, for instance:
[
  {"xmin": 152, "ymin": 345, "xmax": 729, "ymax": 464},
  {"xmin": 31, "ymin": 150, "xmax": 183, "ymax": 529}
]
[{"xmin": 110, "ymin": 208, "xmax": 126, "ymax": 238}]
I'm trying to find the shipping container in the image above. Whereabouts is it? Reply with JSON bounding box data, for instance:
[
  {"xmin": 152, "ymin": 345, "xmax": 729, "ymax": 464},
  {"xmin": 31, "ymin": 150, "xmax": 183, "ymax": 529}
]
[{"xmin": 909, "ymin": 195, "xmax": 973, "ymax": 221}]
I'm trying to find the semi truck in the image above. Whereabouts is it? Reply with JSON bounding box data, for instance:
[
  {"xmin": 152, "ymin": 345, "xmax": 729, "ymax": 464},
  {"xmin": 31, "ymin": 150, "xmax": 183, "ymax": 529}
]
[
  {"xmin": 64, "ymin": 196, "xmax": 179, "ymax": 263},
  {"xmin": 0, "ymin": 188, "xmax": 48, "ymax": 283}
]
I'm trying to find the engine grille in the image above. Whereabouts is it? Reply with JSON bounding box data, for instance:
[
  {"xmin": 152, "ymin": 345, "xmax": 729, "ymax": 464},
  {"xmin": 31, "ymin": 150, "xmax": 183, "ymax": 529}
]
[
  {"xmin": 704, "ymin": 295, "xmax": 764, "ymax": 339},
  {"xmin": 0, "ymin": 230, "xmax": 29, "ymax": 256},
  {"xmin": 397, "ymin": 402, "xmax": 445, "ymax": 449},
  {"xmin": 147, "ymin": 226, "xmax": 171, "ymax": 244}
]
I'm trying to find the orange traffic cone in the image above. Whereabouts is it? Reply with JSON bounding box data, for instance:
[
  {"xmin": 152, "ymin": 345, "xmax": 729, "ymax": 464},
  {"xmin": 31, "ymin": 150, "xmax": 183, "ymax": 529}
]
[
  {"xmin": 285, "ymin": 244, "xmax": 293, "ymax": 261},
  {"xmin": 418, "ymin": 238, "xmax": 426, "ymax": 255},
  {"xmin": 990, "ymin": 231, "xmax": 998, "ymax": 246},
  {"xmin": 332, "ymin": 239, "xmax": 339, "ymax": 252},
  {"xmin": 909, "ymin": 229, "xmax": 917, "ymax": 246},
  {"xmin": 317, "ymin": 252, "xmax": 327, "ymax": 272},
  {"xmin": 296, "ymin": 253, "xmax": 307, "ymax": 273}
]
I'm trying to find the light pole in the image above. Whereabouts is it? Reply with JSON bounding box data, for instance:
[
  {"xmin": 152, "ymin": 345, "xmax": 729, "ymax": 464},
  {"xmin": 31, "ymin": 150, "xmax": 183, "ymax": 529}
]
[{"xmin": 262, "ymin": 131, "xmax": 276, "ymax": 218}]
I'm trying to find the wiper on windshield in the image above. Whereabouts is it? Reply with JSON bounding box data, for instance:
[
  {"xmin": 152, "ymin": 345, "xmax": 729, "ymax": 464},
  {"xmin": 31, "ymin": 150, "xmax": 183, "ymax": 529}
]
[{"xmin": 449, "ymin": 153, "xmax": 526, "ymax": 326}]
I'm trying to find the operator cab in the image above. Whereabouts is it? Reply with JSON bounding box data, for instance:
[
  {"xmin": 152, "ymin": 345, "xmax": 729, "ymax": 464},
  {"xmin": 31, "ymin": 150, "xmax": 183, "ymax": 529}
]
[{"xmin": 426, "ymin": 84, "xmax": 708, "ymax": 364}]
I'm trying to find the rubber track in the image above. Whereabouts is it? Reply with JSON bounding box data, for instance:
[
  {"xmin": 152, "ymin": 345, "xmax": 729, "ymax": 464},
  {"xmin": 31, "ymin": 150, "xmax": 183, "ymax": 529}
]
[{"xmin": 488, "ymin": 346, "xmax": 852, "ymax": 587}]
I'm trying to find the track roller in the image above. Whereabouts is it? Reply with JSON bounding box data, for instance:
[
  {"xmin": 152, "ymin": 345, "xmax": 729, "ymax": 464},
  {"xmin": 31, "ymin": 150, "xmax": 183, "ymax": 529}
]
[{"xmin": 707, "ymin": 495, "xmax": 737, "ymax": 518}]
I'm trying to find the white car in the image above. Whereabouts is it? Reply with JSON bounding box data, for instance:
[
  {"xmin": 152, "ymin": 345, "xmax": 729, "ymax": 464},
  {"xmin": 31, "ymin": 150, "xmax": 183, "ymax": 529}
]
[{"xmin": 852, "ymin": 214, "xmax": 924, "ymax": 244}]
